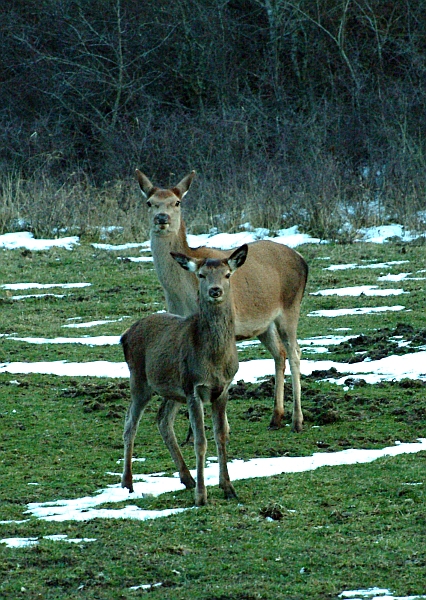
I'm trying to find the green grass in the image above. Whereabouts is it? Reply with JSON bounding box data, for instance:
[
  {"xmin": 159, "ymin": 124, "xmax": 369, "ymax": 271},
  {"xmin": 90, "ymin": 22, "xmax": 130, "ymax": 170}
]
[{"xmin": 0, "ymin": 239, "xmax": 425, "ymax": 599}]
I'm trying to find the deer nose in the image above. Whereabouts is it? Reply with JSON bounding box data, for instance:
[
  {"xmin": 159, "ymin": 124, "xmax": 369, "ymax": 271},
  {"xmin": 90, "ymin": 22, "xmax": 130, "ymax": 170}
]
[
  {"xmin": 209, "ymin": 286, "xmax": 223, "ymax": 298},
  {"xmin": 154, "ymin": 213, "xmax": 170, "ymax": 225}
]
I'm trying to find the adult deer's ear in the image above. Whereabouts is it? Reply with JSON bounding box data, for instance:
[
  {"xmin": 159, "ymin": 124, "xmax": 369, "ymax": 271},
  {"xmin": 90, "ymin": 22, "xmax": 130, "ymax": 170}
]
[
  {"xmin": 170, "ymin": 252, "xmax": 198, "ymax": 272},
  {"xmin": 135, "ymin": 169, "xmax": 156, "ymax": 198},
  {"xmin": 228, "ymin": 244, "xmax": 248, "ymax": 272},
  {"xmin": 172, "ymin": 171, "xmax": 196, "ymax": 200}
]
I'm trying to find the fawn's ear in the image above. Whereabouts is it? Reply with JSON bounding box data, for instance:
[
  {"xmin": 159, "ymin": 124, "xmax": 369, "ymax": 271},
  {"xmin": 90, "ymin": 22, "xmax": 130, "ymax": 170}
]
[
  {"xmin": 171, "ymin": 171, "xmax": 196, "ymax": 200},
  {"xmin": 170, "ymin": 252, "xmax": 198, "ymax": 272},
  {"xmin": 135, "ymin": 170, "xmax": 157, "ymax": 199},
  {"xmin": 228, "ymin": 244, "xmax": 248, "ymax": 273}
]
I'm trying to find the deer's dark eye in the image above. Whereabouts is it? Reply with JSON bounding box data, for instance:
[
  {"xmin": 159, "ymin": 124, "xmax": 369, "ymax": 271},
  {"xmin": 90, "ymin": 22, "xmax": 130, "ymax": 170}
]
[
  {"xmin": 175, "ymin": 200, "xmax": 181, "ymax": 207},
  {"xmin": 198, "ymin": 273, "xmax": 206, "ymax": 279},
  {"xmin": 225, "ymin": 273, "xmax": 231, "ymax": 279},
  {"xmin": 147, "ymin": 201, "xmax": 152, "ymax": 207}
]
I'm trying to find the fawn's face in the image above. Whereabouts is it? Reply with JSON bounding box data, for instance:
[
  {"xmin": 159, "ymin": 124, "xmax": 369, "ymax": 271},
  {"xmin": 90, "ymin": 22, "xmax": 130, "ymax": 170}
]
[{"xmin": 196, "ymin": 259, "xmax": 232, "ymax": 303}]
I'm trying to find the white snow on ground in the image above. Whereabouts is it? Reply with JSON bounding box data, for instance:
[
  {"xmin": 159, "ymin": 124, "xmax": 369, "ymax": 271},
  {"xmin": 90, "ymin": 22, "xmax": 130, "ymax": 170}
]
[
  {"xmin": 2, "ymin": 438, "xmax": 420, "ymax": 522},
  {"xmin": 378, "ymin": 272, "xmax": 426, "ymax": 282},
  {"xmin": 324, "ymin": 260, "xmax": 409, "ymax": 271},
  {"xmin": 339, "ymin": 588, "xmax": 426, "ymax": 600},
  {"xmin": 7, "ymin": 336, "xmax": 121, "ymax": 346},
  {"xmin": 307, "ymin": 306, "xmax": 406, "ymax": 317},
  {"xmin": 0, "ymin": 535, "xmax": 97, "ymax": 548},
  {"xmin": 1, "ymin": 223, "xmax": 425, "ymax": 255},
  {"xmin": 311, "ymin": 285, "xmax": 407, "ymax": 297},
  {"xmin": 11, "ymin": 293, "xmax": 67, "ymax": 301},
  {"xmin": 0, "ymin": 232, "xmax": 79, "ymax": 250},
  {"xmin": 1, "ymin": 282, "xmax": 91, "ymax": 290},
  {"xmin": 92, "ymin": 242, "xmax": 149, "ymax": 251},
  {"xmin": 118, "ymin": 256, "xmax": 153, "ymax": 262},
  {"xmin": 0, "ymin": 537, "xmax": 39, "ymax": 548},
  {"xmin": 1, "ymin": 350, "xmax": 426, "ymax": 384},
  {"xmin": 4, "ymin": 333, "xmax": 354, "ymax": 350},
  {"xmin": 62, "ymin": 317, "xmax": 130, "ymax": 329},
  {"xmin": 358, "ymin": 223, "xmax": 426, "ymax": 243}
]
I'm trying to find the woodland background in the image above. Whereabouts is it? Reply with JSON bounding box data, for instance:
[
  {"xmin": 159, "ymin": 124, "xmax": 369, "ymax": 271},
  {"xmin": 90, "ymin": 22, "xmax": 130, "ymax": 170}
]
[{"xmin": 1, "ymin": 0, "xmax": 425, "ymax": 239}]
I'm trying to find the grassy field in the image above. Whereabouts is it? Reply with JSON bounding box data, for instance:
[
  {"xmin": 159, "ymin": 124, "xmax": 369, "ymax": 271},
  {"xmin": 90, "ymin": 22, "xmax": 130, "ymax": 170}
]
[{"xmin": 0, "ymin": 237, "xmax": 425, "ymax": 599}]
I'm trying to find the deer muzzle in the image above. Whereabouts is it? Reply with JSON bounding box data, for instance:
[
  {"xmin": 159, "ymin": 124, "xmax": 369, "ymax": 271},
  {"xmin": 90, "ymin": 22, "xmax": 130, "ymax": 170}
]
[
  {"xmin": 153, "ymin": 213, "xmax": 171, "ymax": 229},
  {"xmin": 208, "ymin": 286, "xmax": 223, "ymax": 300}
]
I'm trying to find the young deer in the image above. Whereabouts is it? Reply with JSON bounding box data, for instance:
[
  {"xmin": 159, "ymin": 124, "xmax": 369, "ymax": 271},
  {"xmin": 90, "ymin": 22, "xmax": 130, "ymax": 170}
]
[
  {"xmin": 121, "ymin": 244, "xmax": 248, "ymax": 506},
  {"xmin": 135, "ymin": 170, "xmax": 308, "ymax": 432}
]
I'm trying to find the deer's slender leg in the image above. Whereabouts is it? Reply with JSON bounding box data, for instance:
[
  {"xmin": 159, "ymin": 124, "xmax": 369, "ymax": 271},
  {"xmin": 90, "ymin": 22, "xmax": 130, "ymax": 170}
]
[
  {"xmin": 157, "ymin": 399, "xmax": 195, "ymax": 490},
  {"xmin": 258, "ymin": 323, "xmax": 286, "ymax": 429},
  {"xmin": 188, "ymin": 389, "xmax": 208, "ymax": 506},
  {"xmin": 276, "ymin": 313, "xmax": 303, "ymax": 433},
  {"xmin": 122, "ymin": 373, "xmax": 152, "ymax": 492},
  {"xmin": 211, "ymin": 391, "xmax": 237, "ymax": 500}
]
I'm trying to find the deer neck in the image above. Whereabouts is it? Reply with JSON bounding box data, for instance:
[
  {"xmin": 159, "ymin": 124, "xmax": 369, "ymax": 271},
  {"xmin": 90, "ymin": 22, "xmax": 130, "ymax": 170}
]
[
  {"xmin": 197, "ymin": 295, "xmax": 236, "ymax": 358},
  {"xmin": 150, "ymin": 219, "xmax": 198, "ymax": 315}
]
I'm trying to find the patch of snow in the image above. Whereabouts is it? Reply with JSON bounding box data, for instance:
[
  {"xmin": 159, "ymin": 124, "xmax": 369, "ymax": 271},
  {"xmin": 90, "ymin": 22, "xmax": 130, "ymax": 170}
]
[
  {"xmin": 2, "ymin": 349, "xmax": 425, "ymax": 384},
  {"xmin": 11, "ymin": 294, "xmax": 67, "ymax": 300},
  {"xmin": 92, "ymin": 242, "xmax": 149, "ymax": 251},
  {"xmin": 358, "ymin": 224, "xmax": 425, "ymax": 243},
  {"xmin": 8, "ymin": 336, "xmax": 121, "ymax": 346},
  {"xmin": 118, "ymin": 256, "xmax": 153, "ymax": 262},
  {"xmin": 307, "ymin": 306, "xmax": 406, "ymax": 317},
  {"xmin": 0, "ymin": 232, "xmax": 79, "ymax": 251},
  {"xmin": 324, "ymin": 261, "xmax": 409, "ymax": 271},
  {"xmin": 62, "ymin": 317, "xmax": 130, "ymax": 329},
  {"xmin": 0, "ymin": 535, "xmax": 96, "ymax": 548},
  {"xmin": 311, "ymin": 285, "xmax": 407, "ymax": 297},
  {"xmin": 21, "ymin": 439, "xmax": 426, "ymax": 522},
  {"xmin": 2, "ymin": 282, "xmax": 90, "ymax": 290},
  {"xmin": 339, "ymin": 588, "xmax": 426, "ymax": 600}
]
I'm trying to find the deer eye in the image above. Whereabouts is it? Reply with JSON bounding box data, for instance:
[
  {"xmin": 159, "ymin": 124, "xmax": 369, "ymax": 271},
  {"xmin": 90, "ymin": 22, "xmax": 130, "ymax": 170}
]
[
  {"xmin": 146, "ymin": 201, "xmax": 152, "ymax": 207},
  {"xmin": 225, "ymin": 273, "xmax": 231, "ymax": 279},
  {"xmin": 175, "ymin": 200, "xmax": 181, "ymax": 207},
  {"xmin": 198, "ymin": 273, "xmax": 206, "ymax": 279}
]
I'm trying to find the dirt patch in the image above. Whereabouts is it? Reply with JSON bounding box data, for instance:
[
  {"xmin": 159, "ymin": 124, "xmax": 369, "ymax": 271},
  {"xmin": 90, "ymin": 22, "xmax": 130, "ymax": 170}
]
[{"xmin": 60, "ymin": 381, "xmax": 129, "ymax": 418}]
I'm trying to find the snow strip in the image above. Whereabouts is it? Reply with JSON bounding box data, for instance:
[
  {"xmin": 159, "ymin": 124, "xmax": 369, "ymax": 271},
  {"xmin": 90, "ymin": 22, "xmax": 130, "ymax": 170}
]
[
  {"xmin": 339, "ymin": 587, "xmax": 426, "ymax": 600},
  {"xmin": 0, "ymin": 232, "xmax": 79, "ymax": 251},
  {"xmin": 311, "ymin": 285, "xmax": 407, "ymax": 297},
  {"xmin": 1, "ymin": 350, "xmax": 426, "ymax": 383},
  {"xmin": 2, "ymin": 282, "xmax": 90, "ymax": 290},
  {"xmin": 19, "ymin": 439, "xmax": 426, "ymax": 522},
  {"xmin": 307, "ymin": 306, "xmax": 406, "ymax": 317}
]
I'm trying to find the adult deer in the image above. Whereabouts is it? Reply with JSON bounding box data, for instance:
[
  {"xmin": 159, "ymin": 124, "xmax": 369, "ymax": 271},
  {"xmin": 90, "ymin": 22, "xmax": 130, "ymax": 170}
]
[
  {"xmin": 136, "ymin": 169, "xmax": 308, "ymax": 431},
  {"xmin": 121, "ymin": 245, "xmax": 248, "ymax": 505}
]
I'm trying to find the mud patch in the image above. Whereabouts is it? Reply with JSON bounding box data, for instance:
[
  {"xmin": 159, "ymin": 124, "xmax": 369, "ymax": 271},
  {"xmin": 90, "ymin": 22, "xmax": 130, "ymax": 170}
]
[{"xmin": 60, "ymin": 380, "xmax": 129, "ymax": 418}]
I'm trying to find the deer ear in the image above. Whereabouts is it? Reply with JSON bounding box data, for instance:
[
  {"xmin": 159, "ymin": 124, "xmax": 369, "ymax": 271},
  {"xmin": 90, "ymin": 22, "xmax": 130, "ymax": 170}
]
[
  {"xmin": 170, "ymin": 252, "xmax": 198, "ymax": 272},
  {"xmin": 135, "ymin": 169, "xmax": 156, "ymax": 198},
  {"xmin": 172, "ymin": 170, "xmax": 196, "ymax": 199},
  {"xmin": 228, "ymin": 244, "xmax": 248, "ymax": 272}
]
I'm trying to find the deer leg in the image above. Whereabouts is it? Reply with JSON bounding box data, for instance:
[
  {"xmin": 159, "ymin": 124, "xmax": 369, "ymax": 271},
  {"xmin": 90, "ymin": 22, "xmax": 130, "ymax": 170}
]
[
  {"xmin": 276, "ymin": 315, "xmax": 303, "ymax": 433},
  {"xmin": 157, "ymin": 399, "xmax": 195, "ymax": 490},
  {"xmin": 258, "ymin": 324, "xmax": 286, "ymax": 429},
  {"xmin": 122, "ymin": 373, "xmax": 152, "ymax": 492},
  {"xmin": 188, "ymin": 389, "xmax": 208, "ymax": 506},
  {"xmin": 211, "ymin": 391, "xmax": 237, "ymax": 500}
]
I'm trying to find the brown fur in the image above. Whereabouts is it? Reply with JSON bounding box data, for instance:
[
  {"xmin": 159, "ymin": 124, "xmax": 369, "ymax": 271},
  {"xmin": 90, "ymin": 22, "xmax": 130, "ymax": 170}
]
[
  {"xmin": 121, "ymin": 245, "xmax": 248, "ymax": 506},
  {"xmin": 136, "ymin": 170, "xmax": 308, "ymax": 431}
]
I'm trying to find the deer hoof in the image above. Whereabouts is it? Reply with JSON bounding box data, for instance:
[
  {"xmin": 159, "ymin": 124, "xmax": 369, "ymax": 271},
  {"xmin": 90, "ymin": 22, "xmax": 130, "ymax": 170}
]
[
  {"xmin": 292, "ymin": 419, "xmax": 304, "ymax": 433},
  {"xmin": 223, "ymin": 485, "xmax": 238, "ymax": 500},
  {"xmin": 195, "ymin": 492, "xmax": 208, "ymax": 506},
  {"xmin": 121, "ymin": 477, "xmax": 134, "ymax": 493},
  {"xmin": 268, "ymin": 416, "xmax": 284, "ymax": 430},
  {"xmin": 181, "ymin": 472, "xmax": 196, "ymax": 490}
]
